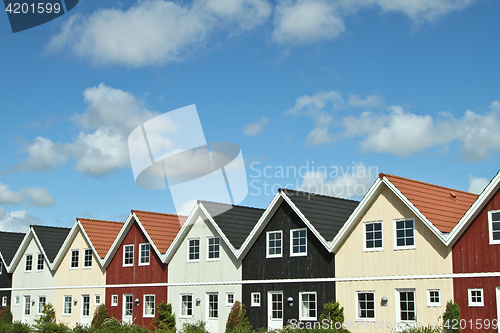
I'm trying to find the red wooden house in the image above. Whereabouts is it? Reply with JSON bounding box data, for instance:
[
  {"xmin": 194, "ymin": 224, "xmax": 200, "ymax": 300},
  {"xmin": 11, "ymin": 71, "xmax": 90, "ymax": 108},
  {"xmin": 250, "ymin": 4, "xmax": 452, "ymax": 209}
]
[
  {"xmin": 104, "ymin": 210, "xmax": 185, "ymax": 328},
  {"xmin": 447, "ymin": 171, "xmax": 500, "ymax": 332}
]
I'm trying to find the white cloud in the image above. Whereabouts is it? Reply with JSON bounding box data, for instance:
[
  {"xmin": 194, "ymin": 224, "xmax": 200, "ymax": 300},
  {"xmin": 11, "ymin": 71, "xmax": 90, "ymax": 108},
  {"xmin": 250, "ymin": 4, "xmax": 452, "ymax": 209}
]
[
  {"xmin": 0, "ymin": 206, "xmax": 38, "ymax": 233},
  {"xmin": 47, "ymin": 0, "xmax": 271, "ymax": 67},
  {"xmin": 348, "ymin": 94, "xmax": 385, "ymax": 109},
  {"xmin": 467, "ymin": 175, "xmax": 489, "ymax": 194},
  {"xmin": 243, "ymin": 116, "xmax": 270, "ymax": 136},
  {"xmin": 0, "ymin": 182, "xmax": 54, "ymax": 207}
]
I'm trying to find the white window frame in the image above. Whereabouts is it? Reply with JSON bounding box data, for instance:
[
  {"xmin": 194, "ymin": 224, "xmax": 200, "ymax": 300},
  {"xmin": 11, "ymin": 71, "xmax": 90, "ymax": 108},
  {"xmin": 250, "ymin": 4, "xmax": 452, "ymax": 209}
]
[
  {"xmin": 180, "ymin": 294, "xmax": 193, "ymax": 318},
  {"xmin": 70, "ymin": 249, "xmax": 79, "ymax": 269},
  {"xmin": 290, "ymin": 228, "xmax": 307, "ymax": 257},
  {"xmin": 111, "ymin": 295, "xmax": 118, "ymax": 306},
  {"xmin": 24, "ymin": 296, "xmax": 31, "ymax": 315},
  {"xmin": 83, "ymin": 248, "xmax": 92, "ymax": 268},
  {"xmin": 394, "ymin": 218, "xmax": 416, "ymax": 250},
  {"xmin": 226, "ymin": 292, "xmax": 235, "ymax": 307},
  {"xmin": 396, "ymin": 289, "xmax": 417, "ymax": 323},
  {"xmin": 63, "ymin": 295, "xmax": 72, "ymax": 316},
  {"xmin": 15, "ymin": 296, "xmax": 19, "ymax": 306},
  {"xmin": 139, "ymin": 243, "xmax": 151, "ymax": 266},
  {"xmin": 427, "ymin": 289, "xmax": 441, "ymax": 307},
  {"xmin": 299, "ymin": 292, "xmax": 317, "ymax": 321},
  {"xmin": 207, "ymin": 292, "xmax": 219, "ymax": 319},
  {"xmin": 2, "ymin": 296, "xmax": 7, "ymax": 307},
  {"xmin": 188, "ymin": 238, "xmax": 200, "ymax": 262},
  {"xmin": 38, "ymin": 296, "xmax": 46, "ymax": 315},
  {"xmin": 207, "ymin": 236, "xmax": 220, "ymax": 261},
  {"xmin": 123, "ymin": 244, "xmax": 134, "ymax": 267},
  {"xmin": 95, "ymin": 294, "xmax": 101, "ymax": 306},
  {"xmin": 356, "ymin": 291, "xmax": 376, "ymax": 321},
  {"xmin": 25, "ymin": 254, "xmax": 33, "ymax": 272},
  {"xmin": 251, "ymin": 292, "xmax": 261, "ymax": 307},
  {"xmin": 0, "ymin": 260, "xmax": 3, "ymax": 275},
  {"xmin": 364, "ymin": 221, "xmax": 384, "ymax": 252},
  {"xmin": 266, "ymin": 231, "xmax": 283, "ymax": 258},
  {"xmin": 36, "ymin": 253, "xmax": 44, "ymax": 271},
  {"xmin": 143, "ymin": 294, "xmax": 155, "ymax": 318},
  {"xmin": 488, "ymin": 210, "xmax": 500, "ymax": 245},
  {"xmin": 468, "ymin": 288, "xmax": 484, "ymax": 307}
]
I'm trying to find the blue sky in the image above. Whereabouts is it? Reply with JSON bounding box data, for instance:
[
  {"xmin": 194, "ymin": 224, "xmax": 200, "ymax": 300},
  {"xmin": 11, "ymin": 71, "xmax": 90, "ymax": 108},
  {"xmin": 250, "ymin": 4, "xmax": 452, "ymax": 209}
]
[{"xmin": 1, "ymin": 0, "xmax": 499, "ymax": 232}]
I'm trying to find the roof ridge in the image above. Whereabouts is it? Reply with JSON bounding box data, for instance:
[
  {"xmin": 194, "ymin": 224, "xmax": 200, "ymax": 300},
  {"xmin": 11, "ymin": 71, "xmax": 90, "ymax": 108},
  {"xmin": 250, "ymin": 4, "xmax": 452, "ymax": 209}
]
[
  {"xmin": 380, "ymin": 173, "xmax": 478, "ymax": 197},
  {"xmin": 279, "ymin": 188, "xmax": 361, "ymax": 203},
  {"xmin": 0, "ymin": 231, "xmax": 25, "ymax": 235},
  {"xmin": 31, "ymin": 225, "xmax": 71, "ymax": 230},
  {"xmin": 198, "ymin": 200, "xmax": 265, "ymax": 211},
  {"xmin": 131, "ymin": 210, "xmax": 188, "ymax": 218},
  {"xmin": 78, "ymin": 218, "xmax": 123, "ymax": 224}
]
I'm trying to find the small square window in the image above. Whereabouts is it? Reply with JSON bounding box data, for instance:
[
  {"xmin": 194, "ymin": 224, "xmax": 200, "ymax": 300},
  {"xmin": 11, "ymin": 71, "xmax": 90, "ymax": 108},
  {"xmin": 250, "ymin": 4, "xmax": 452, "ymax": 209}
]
[
  {"xmin": 364, "ymin": 222, "xmax": 383, "ymax": 251},
  {"xmin": 395, "ymin": 219, "xmax": 415, "ymax": 249},
  {"xmin": 291, "ymin": 229, "xmax": 307, "ymax": 256},
  {"xmin": 427, "ymin": 290, "xmax": 440, "ymax": 307},
  {"xmin": 208, "ymin": 237, "xmax": 220, "ymax": 260},
  {"xmin": 267, "ymin": 231, "xmax": 282, "ymax": 258},
  {"xmin": 25, "ymin": 254, "xmax": 33, "ymax": 271},
  {"xmin": 226, "ymin": 293, "xmax": 234, "ymax": 306},
  {"xmin": 71, "ymin": 250, "xmax": 79, "ymax": 269},
  {"xmin": 84, "ymin": 249, "xmax": 92, "ymax": 268},
  {"xmin": 140, "ymin": 243, "xmax": 150, "ymax": 265},
  {"xmin": 181, "ymin": 294, "xmax": 193, "ymax": 317},
  {"xmin": 468, "ymin": 289, "xmax": 484, "ymax": 307},
  {"xmin": 111, "ymin": 295, "xmax": 118, "ymax": 306},
  {"xmin": 251, "ymin": 293, "xmax": 260, "ymax": 307},
  {"xmin": 188, "ymin": 239, "xmax": 200, "ymax": 261},
  {"xmin": 37, "ymin": 254, "xmax": 44, "ymax": 271},
  {"xmin": 123, "ymin": 245, "xmax": 134, "ymax": 266},
  {"xmin": 95, "ymin": 295, "xmax": 101, "ymax": 305}
]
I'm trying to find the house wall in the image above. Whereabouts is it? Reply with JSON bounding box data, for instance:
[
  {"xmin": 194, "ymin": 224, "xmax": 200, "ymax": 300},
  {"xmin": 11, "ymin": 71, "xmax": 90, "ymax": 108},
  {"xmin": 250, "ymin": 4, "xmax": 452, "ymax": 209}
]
[
  {"xmin": 335, "ymin": 185, "xmax": 453, "ymax": 332},
  {"xmin": 242, "ymin": 202, "xmax": 336, "ymax": 330},
  {"xmin": 168, "ymin": 215, "xmax": 242, "ymax": 333},
  {"xmin": 0, "ymin": 258, "xmax": 13, "ymax": 308},
  {"xmin": 106, "ymin": 222, "xmax": 167, "ymax": 328},
  {"xmin": 54, "ymin": 229, "xmax": 106, "ymax": 327},
  {"xmin": 452, "ymin": 187, "xmax": 500, "ymax": 332},
  {"xmin": 11, "ymin": 236, "xmax": 55, "ymax": 325}
]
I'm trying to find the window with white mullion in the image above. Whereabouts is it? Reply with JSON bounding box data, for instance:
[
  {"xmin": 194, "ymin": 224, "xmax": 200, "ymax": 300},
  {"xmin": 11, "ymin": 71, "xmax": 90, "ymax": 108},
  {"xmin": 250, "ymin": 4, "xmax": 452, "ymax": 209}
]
[
  {"xmin": 489, "ymin": 210, "xmax": 500, "ymax": 244},
  {"xmin": 140, "ymin": 243, "xmax": 150, "ymax": 265},
  {"xmin": 364, "ymin": 222, "xmax": 383, "ymax": 251},
  {"xmin": 181, "ymin": 294, "xmax": 193, "ymax": 317},
  {"xmin": 208, "ymin": 237, "xmax": 220, "ymax": 260},
  {"xmin": 299, "ymin": 292, "xmax": 317, "ymax": 321},
  {"xmin": 188, "ymin": 238, "xmax": 200, "ymax": 261},
  {"xmin": 123, "ymin": 244, "xmax": 134, "ymax": 266},
  {"xmin": 84, "ymin": 249, "xmax": 92, "ymax": 268},
  {"xmin": 395, "ymin": 219, "xmax": 415, "ymax": 249},
  {"xmin": 291, "ymin": 229, "xmax": 307, "ymax": 256},
  {"xmin": 267, "ymin": 231, "xmax": 282, "ymax": 258},
  {"xmin": 357, "ymin": 291, "xmax": 375, "ymax": 320}
]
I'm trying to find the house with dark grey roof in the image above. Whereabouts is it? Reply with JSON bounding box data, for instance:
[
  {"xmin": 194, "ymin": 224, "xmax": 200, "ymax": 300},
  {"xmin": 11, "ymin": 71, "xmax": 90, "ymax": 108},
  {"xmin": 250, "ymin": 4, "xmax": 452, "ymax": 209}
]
[
  {"xmin": 238, "ymin": 189, "xmax": 359, "ymax": 331},
  {"xmin": 9, "ymin": 225, "xmax": 70, "ymax": 325},
  {"xmin": 0, "ymin": 231, "xmax": 25, "ymax": 308},
  {"xmin": 165, "ymin": 200, "xmax": 264, "ymax": 333}
]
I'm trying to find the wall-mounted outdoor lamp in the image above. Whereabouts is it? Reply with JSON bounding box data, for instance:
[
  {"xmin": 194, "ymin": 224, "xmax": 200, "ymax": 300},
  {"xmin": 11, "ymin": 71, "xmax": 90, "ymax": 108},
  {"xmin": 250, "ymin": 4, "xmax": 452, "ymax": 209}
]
[
  {"xmin": 73, "ymin": 299, "xmax": 77, "ymax": 306},
  {"xmin": 196, "ymin": 298, "xmax": 201, "ymax": 306},
  {"xmin": 381, "ymin": 296, "xmax": 388, "ymax": 306},
  {"xmin": 287, "ymin": 297, "xmax": 293, "ymax": 307},
  {"xmin": 31, "ymin": 301, "xmax": 35, "ymax": 306},
  {"xmin": 135, "ymin": 298, "xmax": 140, "ymax": 306}
]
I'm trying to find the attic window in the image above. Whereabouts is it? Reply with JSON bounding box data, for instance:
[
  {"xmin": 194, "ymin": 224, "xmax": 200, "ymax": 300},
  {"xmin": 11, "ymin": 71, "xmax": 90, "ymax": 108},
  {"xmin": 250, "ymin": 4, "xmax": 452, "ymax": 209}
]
[{"xmin": 488, "ymin": 210, "xmax": 500, "ymax": 244}]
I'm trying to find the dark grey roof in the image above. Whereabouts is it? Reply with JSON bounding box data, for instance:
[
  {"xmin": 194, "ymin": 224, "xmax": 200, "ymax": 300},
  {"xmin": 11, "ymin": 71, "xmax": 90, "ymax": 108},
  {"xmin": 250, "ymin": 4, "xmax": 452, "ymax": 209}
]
[
  {"xmin": 199, "ymin": 201, "xmax": 264, "ymax": 249},
  {"xmin": 0, "ymin": 232, "xmax": 25, "ymax": 266},
  {"xmin": 31, "ymin": 225, "xmax": 71, "ymax": 263},
  {"xmin": 281, "ymin": 189, "xmax": 359, "ymax": 242}
]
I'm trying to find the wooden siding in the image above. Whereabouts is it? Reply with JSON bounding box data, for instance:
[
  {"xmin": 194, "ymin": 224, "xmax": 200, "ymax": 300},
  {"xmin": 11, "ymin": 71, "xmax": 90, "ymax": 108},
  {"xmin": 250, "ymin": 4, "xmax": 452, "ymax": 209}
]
[
  {"xmin": 0, "ymin": 259, "xmax": 13, "ymax": 307},
  {"xmin": 106, "ymin": 221, "xmax": 168, "ymax": 328}
]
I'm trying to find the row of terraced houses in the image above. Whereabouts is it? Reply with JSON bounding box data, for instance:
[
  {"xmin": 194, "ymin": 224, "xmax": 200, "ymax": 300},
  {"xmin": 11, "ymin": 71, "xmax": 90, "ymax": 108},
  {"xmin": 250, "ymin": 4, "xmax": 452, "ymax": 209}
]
[{"xmin": 1, "ymin": 172, "xmax": 500, "ymax": 333}]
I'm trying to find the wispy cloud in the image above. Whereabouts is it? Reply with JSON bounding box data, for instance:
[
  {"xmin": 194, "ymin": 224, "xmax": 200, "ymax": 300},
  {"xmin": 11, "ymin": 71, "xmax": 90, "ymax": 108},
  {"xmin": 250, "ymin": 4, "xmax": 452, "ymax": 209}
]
[
  {"xmin": 243, "ymin": 116, "xmax": 270, "ymax": 136},
  {"xmin": 0, "ymin": 206, "xmax": 38, "ymax": 233},
  {"xmin": 0, "ymin": 182, "xmax": 54, "ymax": 207},
  {"xmin": 468, "ymin": 175, "xmax": 489, "ymax": 194}
]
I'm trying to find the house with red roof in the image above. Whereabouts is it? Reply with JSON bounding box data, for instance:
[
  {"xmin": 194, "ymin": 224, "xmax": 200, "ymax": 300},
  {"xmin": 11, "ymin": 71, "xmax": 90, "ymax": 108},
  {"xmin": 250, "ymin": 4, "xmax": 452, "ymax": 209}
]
[
  {"xmin": 331, "ymin": 174, "xmax": 477, "ymax": 332},
  {"xmin": 103, "ymin": 210, "xmax": 185, "ymax": 328},
  {"xmin": 446, "ymin": 171, "xmax": 500, "ymax": 332},
  {"xmin": 51, "ymin": 218, "xmax": 123, "ymax": 327}
]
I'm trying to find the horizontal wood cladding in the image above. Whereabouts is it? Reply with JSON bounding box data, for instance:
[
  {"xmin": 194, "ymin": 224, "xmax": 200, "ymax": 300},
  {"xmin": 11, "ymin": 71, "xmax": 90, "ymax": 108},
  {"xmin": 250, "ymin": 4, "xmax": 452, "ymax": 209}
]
[
  {"xmin": 453, "ymin": 187, "xmax": 500, "ymax": 273},
  {"xmin": 242, "ymin": 202, "xmax": 335, "ymax": 281}
]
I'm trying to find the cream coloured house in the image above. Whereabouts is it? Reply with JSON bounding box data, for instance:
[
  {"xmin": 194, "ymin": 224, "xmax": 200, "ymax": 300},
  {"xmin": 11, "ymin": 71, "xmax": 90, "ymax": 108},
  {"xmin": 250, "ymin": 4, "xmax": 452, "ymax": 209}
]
[{"xmin": 330, "ymin": 174, "xmax": 477, "ymax": 332}]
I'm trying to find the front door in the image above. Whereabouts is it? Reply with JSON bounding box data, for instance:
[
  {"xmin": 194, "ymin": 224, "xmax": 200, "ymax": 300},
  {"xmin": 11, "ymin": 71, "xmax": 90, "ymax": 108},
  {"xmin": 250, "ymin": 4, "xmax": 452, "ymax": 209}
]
[
  {"xmin": 80, "ymin": 295, "xmax": 90, "ymax": 325},
  {"xmin": 206, "ymin": 293, "xmax": 219, "ymax": 333},
  {"xmin": 123, "ymin": 294, "xmax": 133, "ymax": 324},
  {"xmin": 268, "ymin": 291, "xmax": 283, "ymax": 330}
]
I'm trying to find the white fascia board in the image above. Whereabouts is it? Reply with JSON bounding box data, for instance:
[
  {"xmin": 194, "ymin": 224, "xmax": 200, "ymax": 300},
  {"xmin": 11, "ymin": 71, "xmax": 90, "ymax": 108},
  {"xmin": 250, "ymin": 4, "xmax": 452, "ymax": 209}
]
[
  {"xmin": 280, "ymin": 192, "xmax": 329, "ymax": 251},
  {"xmin": 102, "ymin": 213, "xmax": 135, "ymax": 268},
  {"xmin": 77, "ymin": 220, "xmax": 107, "ymax": 268},
  {"xmin": 198, "ymin": 203, "xmax": 239, "ymax": 259},
  {"xmin": 329, "ymin": 178, "xmax": 383, "ymax": 253},
  {"xmin": 446, "ymin": 170, "xmax": 500, "ymax": 246},
  {"xmin": 236, "ymin": 193, "xmax": 283, "ymax": 259},
  {"xmin": 50, "ymin": 221, "xmax": 80, "ymax": 271},
  {"xmin": 6, "ymin": 228, "xmax": 34, "ymax": 273},
  {"xmin": 163, "ymin": 203, "xmax": 201, "ymax": 263}
]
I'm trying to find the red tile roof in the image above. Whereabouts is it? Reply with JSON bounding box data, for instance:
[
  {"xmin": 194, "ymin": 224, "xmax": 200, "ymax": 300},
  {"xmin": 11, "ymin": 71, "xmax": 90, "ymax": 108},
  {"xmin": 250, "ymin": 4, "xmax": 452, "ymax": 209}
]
[
  {"xmin": 380, "ymin": 174, "xmax": 478, "ymax": 233},
  {"xmin": 132, "ymin": 210, "xmax": 187, "ymax": 254},
  {"xmin": 79, "ymin": 218, "xmax": 124, "ymax": 259}
]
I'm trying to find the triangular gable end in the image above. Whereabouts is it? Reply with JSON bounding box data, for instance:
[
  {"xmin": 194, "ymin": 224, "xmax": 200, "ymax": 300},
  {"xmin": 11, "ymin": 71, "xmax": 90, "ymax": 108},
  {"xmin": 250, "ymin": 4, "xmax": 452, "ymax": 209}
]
[{"xmin": 7, "ymin": 227, "xmax": 50, "ymax": 273}]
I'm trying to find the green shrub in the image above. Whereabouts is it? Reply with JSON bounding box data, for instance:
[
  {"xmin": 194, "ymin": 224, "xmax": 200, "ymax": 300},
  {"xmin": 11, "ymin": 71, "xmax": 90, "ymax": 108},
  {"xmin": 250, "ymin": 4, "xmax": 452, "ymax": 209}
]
[
  {"xmin": 319, "ymin": 301, "xmax": 345, "ymax": 327},
  {"xmin": 73, "ymin": 322, "xmax": 97, "ymax": 333},
  {"xmin": 34, "ymin": 302, "xmax": 56, "ymax": 328},
  {"xmin": 151, "ymin": 301, "xmax": 176, "ymax": 333},
  {"xmin": 91, "ymin": 304, "xmax": 109, "ymax": 329},
  {"xmin": 0, "ymin": 306, "xmax": 12, "ymax": 324},
  {"xmin": 10, "ymin": 321, "xmax": 31, "ymax": 333},
  {"xmin": 399, "ymin": 324, "xmax": 442, "ymax": 333},
  {"xmin": 181, "ymin": 320, "xmax": 209, "ymax": 333},
  {"xmin": 226, "ymin": 301, "xmax": 251, "ymax": 333},
  {"xmin": 99, "ymin": 318, "xmax": 149, "ymax": 333},
  {"xmin": 443, "ymin": 300, "xmax": 461, "ymax": 333}
]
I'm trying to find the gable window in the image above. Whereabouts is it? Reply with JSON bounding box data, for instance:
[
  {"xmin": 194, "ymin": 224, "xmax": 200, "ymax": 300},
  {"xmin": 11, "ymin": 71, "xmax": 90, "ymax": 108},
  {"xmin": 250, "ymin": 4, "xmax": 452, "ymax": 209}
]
[
  {"xmin": 266, "ymin": 231, "xmax": 282, "ymax": 258},
  {"xmin": 25, "ymin": 254, "xmax": 32, "ymax": 271},
  {"xmin": 208, "ymin": 293, "xmax": 218, "ymax": 318},
  {"xmin": 468, "ymin": 289, "xmax": 484, "ymax": 307},
  {"xmin": 95, "ymin": 295, "xmax": 101, "ymax": 305},
  {"xmin": 24, "ymin": 296, "xmax": 31, "ymax": 315},
  {"xmin": 38, "ymin": 296, "xmax": 46, "ymax": 315},
  {"xmin": 111, "ymin": 295, "xmax": 118, "ymax": 306},
  {"xmin": 188, "ymin": 238, "xmax": 200, "ymax": 261},
  {"xmin": 2, "ymin": 297, "xmax": 6, "ymax": 307},
  {"xmin": 37, "ymin": 254, "xmax": 44, "ymax": 271},
  {"xmin": 226, "ymin": 293, "xmax": 234, "ymax": 306},
  {"xmin": 427, "ymin": 290, "xmax": 440, "ymax": 307},
  {"xmin": 397, "ymin": 289, "xmax": 416, "ymax": 322},
  {"xmin": 144, "ymin": 294, "xmax": 155, "ymax": 317},
  {"xmin": 395, "ymin": 219, "xmax": 415, "ymax": 249},
  {"xmin": 181, "ymin": 294, "xmax": 193, "ymax": 317},
  {"xmin": 364, "ymin": 222, "xmax": 383, "ymax": 251},
  {"xmin": 84, "ymin": 249, "xmax": 92, "ymax": 268},
  {"xmin": 356, "ymin": 291, "xmax": 375, "ymax": 320},
  {"xmin": 140, "ymin": 243, "xmax": 150, "ymax": 265},
  {"xmin": 123, "ymin": 244, "xmax": 134, "ymax": 266},
  {"xmin": 291, "ymin": 229, "xmax": 307, "ymax": 256},
  {"xmin": 299, "ymin": 292, "xmax": 317, "ymax": 321},
  {"xmin": 71, "ymin": 250, "xmax": 79, "ymax": 269},
  {"xmin": 63, "ymin": 296, "xmax": 72, "ymax": 315},
  {"xmin": 251, "ymin": 293, "xmax": 260, "ymax": 307},
  {"xmin": 208, "ymin": 237, "xmax": 220, "ymax": 260},
  {"xmin": 488, "ymin": 210, "xmax": 500, "ymax": 244}
]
